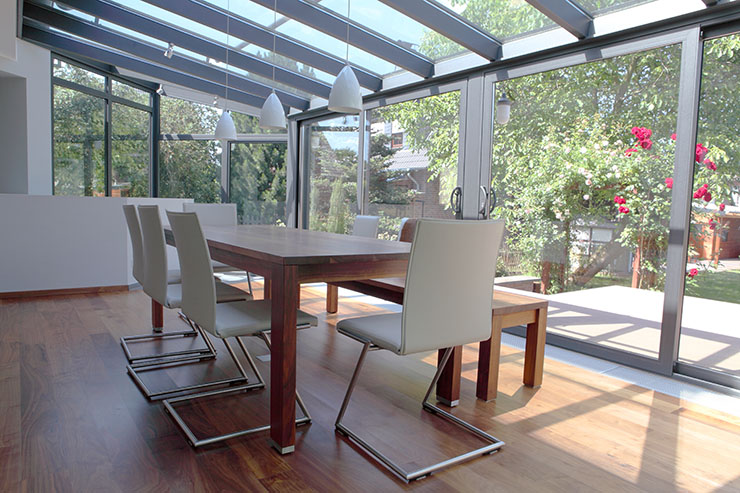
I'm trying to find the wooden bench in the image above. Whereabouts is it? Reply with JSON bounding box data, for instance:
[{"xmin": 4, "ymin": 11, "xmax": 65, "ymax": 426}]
[{"xmin": 328, "ymin": 276, "xmax": 548, "ymax": 402}]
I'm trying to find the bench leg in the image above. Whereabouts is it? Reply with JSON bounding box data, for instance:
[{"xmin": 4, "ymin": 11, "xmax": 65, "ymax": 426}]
[
  {"xmin": 326, "ymin": 284, "xmax": 338, "ymax": 314},
  {"xmin": 524, "ymin": 307, "xmax": 547, "ymax": 387},
  {"xmin": 435, "ymin": 346, "xmax": 462, "ymax": 407},
  {"xmin": 151, "ymin": 300, "xmax": 163, "ymax": 331},
  {"xmin": 476, "ymin": 317, "xmax": 503, "ymax": 401}
]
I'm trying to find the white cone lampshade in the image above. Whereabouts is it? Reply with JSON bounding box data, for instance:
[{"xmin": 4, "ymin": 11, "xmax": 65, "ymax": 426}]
[
  {"xmin": 215, "ymin": 110, "xmax": 237, "ymax": 140},
  {"xmin": 260, "ymin": 92, "xmax": 286, "ymax": 129},
  {"xmin": 328, "ymin": 65, "xmax": 362, "ymax": 114}
]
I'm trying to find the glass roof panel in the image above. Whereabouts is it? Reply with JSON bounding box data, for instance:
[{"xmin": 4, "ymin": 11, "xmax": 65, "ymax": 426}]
[
  {"xmin": 316, "ymin": 0, "xmax": 464, "ymax": 60},
  {"xmin": 577, "ymin": 0, "xmax": 658, "ymax": 16},
  {"xmin": 275, "ymin": 19, "xmax": 396, "ymax": 75},
  {"xmin": 435, "ymin": 0, "xmax": 558, "ymax": 46}
]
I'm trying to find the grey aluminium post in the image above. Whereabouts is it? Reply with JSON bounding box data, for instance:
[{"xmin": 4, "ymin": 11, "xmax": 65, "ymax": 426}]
[
  {"xmin": 659, "ymin": 26, "xmax": 704, "ymax": 375},
  {"xmin": 357, "ymin": 109, "xmax": 366, "ymax": 215},
  {"xmin": 286, "ymin": 119, "xmax": 300, "ymax": 228},
  {"xmin": 151, "ymin": 91, "xmax": 160, "ymax": 197}
]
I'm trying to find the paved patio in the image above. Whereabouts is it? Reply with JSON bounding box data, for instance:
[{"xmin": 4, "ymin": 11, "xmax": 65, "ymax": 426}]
[{"xmin": 523, "ymin": 285, "xmax": 740, "ymax": 376}]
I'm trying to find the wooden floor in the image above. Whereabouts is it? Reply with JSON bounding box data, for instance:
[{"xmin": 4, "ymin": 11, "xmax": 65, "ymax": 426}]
[{"xmin": 1, "ymin": 281, "xmax": 739, "ymax": 492}]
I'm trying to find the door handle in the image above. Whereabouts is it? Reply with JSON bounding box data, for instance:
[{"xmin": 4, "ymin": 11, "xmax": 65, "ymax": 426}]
[
  {"xmin": 479, "ymin": 186, "xmax": 488, "ymax": 217},
  {"xmin": 450, "ymin": 186, "xmax": 462, "ymax": 219}
]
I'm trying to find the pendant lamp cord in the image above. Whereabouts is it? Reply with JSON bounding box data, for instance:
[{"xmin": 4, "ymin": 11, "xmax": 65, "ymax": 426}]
[
  {"xmin": 225, "ymin": 0, "xmax": 230, "ymax": 109},
  {"xmin": 273, "ymin": 0, "xmax": 277, "ymax": 92},
  {"xmin": 345, "ymin": 0, "xmax": 350, "ymax": 64}
]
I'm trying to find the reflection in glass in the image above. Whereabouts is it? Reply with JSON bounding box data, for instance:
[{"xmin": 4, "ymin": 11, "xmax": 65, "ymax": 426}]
[
  {"xmin": 491, "ymin": 44, "xmax": 681, "ymax": 358},
  {"xmin": 678, "ymin": 34, "xmax": 740, "ymax": 378},
  {"xmin": 111, "ymin": 103, "xmax": 151, "ymax": 197},
  {"xmin": 53, "ymin": 58, "xmax": 105, "ymax": 90},
  {"xmin": 364, "ymin": 91, "xmax": 460, "ymax": 240},
  {"xmin": 112, "ymin": 80, "xmax": 150, "ymax": 106},
  {"xmin": 307, "ymin": 116, "xmax": 360, "ymax": 234},
  {"xmin": 53, "ymin": 86, "xmax": 106, "ymax": 196},
  {"xmin": 230, "ymin": 142, "xmax": 288, "ymax": 225}
]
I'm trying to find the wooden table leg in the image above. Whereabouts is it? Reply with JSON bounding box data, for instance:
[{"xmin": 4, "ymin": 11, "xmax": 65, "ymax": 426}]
[
  {"xmin": 263, "ymin": 279, "xmax": 272, "ymax": 300},
  {"xmin": 523, "ymin": 307, "xmax": 547, "ymax": 387},
  {"xmin": 151, "ymin": 300, "xmax": 163, "ymax": 332},
  {"xmin": 435, "ymin": 346, "xmax": 462, "ymax": 407},
  {"xmin": 269, "ymin": 264, "xmax": 298, "ymax": 455},
  {"xmin": 476, "ymin": 317, "xmax": 503, "ymax": 401},
  {"xmin": 326, "ymin": 284, "xmax": 338, "ymax": 313}
]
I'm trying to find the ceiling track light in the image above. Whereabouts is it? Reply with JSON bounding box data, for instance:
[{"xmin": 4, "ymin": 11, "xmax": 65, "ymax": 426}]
[
  {"xmin": 328, "ymin": 0, "xmax": 362, "ymax": 114},
  {"xmin": 156, "ymin": 84, "xmax": 165, "ymax": 96},
  {"xmin": 163, "ymin": 42, "xmax": 174, "ymax": 59},
  {"xmin": 214, "ymin": 1, "xmax": 237, "ymax": 141},
  {"xmin": 260, "ymin": 0, "xmax": 287, "ymax": 130}
]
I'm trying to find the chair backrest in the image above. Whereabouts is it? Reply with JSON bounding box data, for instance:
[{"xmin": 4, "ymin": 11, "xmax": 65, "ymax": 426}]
[
  {"xmin": 122, "ymin": 205, "xmax": 145, "ymax": 285},
  {"xmin": 138, "ymin": 205, "xmax": 170, "ymax": 305},
  {"xmin": 167, "ymin": 211, "xmax": 217, "ymax": 331},
  {"xmin": 398, "ymin": 218, "xmax": 417, "ymax": 243},
  {"xmin": 400, "ymin": 219, "xmax": 505, "ymax": 355},
  {"xmin": 183, "ymin": 203, "xmax": 237, "ymax": 227},
  {"xmin": 352, "ymin": 215, "xmax": 379, "ymax": 238}
]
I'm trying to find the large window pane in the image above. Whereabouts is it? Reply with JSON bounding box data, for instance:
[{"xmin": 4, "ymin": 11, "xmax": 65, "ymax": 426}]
[
  {"xmin": 111, "ymin": 103, "xmax": 150, "ymax": 197},
  {"xmin": 364, "ymin": 91, "xmax": 461, "ymax": 240},
  {"xmin": 53, "ymin": 58, "xmax": 105, "ymax": 90},
  {"xmin": 53, "ymin": 86, "xmax": 105, "ymax": 196},
  {"xmin": 678, "ymin": 34, "xmax": 740, "ymax": 378},
  {"xmin": 159, "ymin": 140, "xmax": 222, "ymax": 203},
  {"xmin": 491, "ymin": 44, "xmax": 681, "ymax": 359},
  {"xmin": 306, "ymin": 116, "xmax": 360, "ymax": 234},
  {"xmin": 230, "ymin": 142, "xmax": 287, "ymax": 225},
  {"xmin": 112, "ymin": 79, "xmax": 150, "ymax": 106},
  {"xmin": 160, "ymin": 97, "xmax": 220, "ymax": 135}
]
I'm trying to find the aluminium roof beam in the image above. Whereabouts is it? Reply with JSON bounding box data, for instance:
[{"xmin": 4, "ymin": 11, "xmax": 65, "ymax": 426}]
[
  {"xmin": 51, "ymin": 0, "xmax": 331, "ymax": 98},
  {"xmin": 525, "ymin": 0, "xmax": 593, "ymax": 39},
  {"xmin": 23, "ymin": 24, "xmax": 278, "ymax": 111},
  {"xmin": 141, "ymin": 0, "xmax": 382, "ymax": 91},
  {"xmin": 702, "ymin": 0, "xmax": 719, "ymax": 5},
  {"xmin": 377, "ymin": 0, "xmax": 502, "ymax": 60},
  {"xmin": 25, "ymin": 2, "xmax": 310, "ymax": 109},
  {"xmin": 249, "ymin": 0, "xmax": 435, "ymax": 78}
]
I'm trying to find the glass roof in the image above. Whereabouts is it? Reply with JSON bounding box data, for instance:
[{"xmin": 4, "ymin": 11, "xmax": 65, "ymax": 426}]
[{"xmin": 34, "ymin": 0, "xmax": 712, "ymax": 111}]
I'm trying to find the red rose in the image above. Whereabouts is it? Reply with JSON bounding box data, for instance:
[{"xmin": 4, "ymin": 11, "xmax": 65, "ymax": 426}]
[
  {"xmin": 704, "ymin": 159, "xmax": 717, "ymax": 171},
  {"xmin": 687, "ymin": 268, "xmax": 698, "ymax": 278},
  {"xmin": 709, "ymin": 219, "xmax": 716, "ymax": 230},
  {"xmin": 719, "ymin": 203, "xmax": 726, "ymax": 211},
  {"xmin": 671, "ymin": 133, "xmax": 677, "ymax": 141},
  {"xmin": 665, "ymin": 177, "xmax": 673, "ymax": 189},
  {"xmin": 695, "ymin": 143, "xmax": 708, "ymax": 163},
  {"xmin": 703, "ymin": 192, "xmax": 712, "ymax": 202},
  {"xmin": 625, "ymin": 148, "xmax": 637, "ymax": 156},
  {"xmin": 614, "ymin": 195, "xmax": 626, "ymax": 205},
  {"xmin": 618, "ymin": 206, "xmax": 630, "ymax": 214},
  {"xmin": 640, "ymin": 139, "xmax": 653, "ymax": 150}
]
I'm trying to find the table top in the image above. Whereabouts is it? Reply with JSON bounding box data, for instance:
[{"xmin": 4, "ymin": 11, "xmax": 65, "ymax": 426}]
[{"xmin": 166, "ymin": 225, "xmax": 411, "ymax": 266}]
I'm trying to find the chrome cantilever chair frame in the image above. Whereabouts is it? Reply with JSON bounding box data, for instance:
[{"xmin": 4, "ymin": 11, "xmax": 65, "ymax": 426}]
[
  {"xmin": 120, "ymin": 204, "xmax": 211, "ymax": 366},
  {"xmin": 335, "ymin": 333, "xmax": 504, "ymax": 482},
  {"xmin": 163, "ymin": 330, "xmax": 312, "ymax": 448}
]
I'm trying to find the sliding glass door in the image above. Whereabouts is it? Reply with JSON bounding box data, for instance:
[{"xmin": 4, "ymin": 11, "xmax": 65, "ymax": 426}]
[{"xmin": 676, "ymin": 32, "xmax": 740, "ymax": 386}]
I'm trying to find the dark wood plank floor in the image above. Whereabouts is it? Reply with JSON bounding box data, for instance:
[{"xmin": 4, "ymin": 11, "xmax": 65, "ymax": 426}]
[{"xmin": 1, "ymin": 281, "xmax": 739, "ymax": 492}]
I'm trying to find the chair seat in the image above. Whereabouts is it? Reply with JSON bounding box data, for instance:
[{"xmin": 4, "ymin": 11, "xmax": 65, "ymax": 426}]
[
  {"xmin": 167, "ymin": 269, "xmax": 181, "ymax": 284},
  {"xmin": 212, "ymin": 260, "xmax": 242, "ymax": 273},
  {"xmin": 164, "ymin": 281, "xmax": 251, "ymax": 309},
  {"xmin": 211, "ymin": 300, "xmax": 318, "ymax": 339},
  {"xmin": 337, "ymin": 313, "xmax": 403, "ymax": 354}
]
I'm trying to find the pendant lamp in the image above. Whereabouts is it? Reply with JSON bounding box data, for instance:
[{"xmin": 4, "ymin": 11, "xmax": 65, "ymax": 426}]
[
  {"xmin": 328, "ymin": 0, "xmax": 362, "ymax": 114},
  {"xmin": 215, "ymin": 0, "xmax": 237, "ymax": 141},
  {"xmin": 260, "ymin": 0, "xmax": 286, "ymax": 129},
  {"xmin": 495, "ymin": 92, "xmax": 511, "ymax": 125}
]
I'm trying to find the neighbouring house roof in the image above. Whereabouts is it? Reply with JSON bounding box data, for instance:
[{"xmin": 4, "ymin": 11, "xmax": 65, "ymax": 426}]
[{"xmin": 387, "ymin": 148, "xmax": 429, "ymax": 171}]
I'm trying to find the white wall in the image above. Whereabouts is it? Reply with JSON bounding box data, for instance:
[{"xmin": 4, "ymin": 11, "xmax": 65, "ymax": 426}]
[
  {"xmin": 0, "ymin": 0, "xmax": 16, "ymax": 62},
  {"xmin": 0, "ymin": 40, "xmax": 52, "ymax": 195},
  {"xmin": 0, "ymin": 76, "xmax": 28, "ymax": 193},
  {"xmin": 0, "ymin": 194, "xmax": 192, "ymax": 293}
]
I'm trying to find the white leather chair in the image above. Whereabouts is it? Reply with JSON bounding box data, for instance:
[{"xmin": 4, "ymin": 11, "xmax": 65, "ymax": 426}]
[
  {"xmin": 163, "ymin": 210, "xmax": 317, "ymax": 447},
  {"xmin": 127, "ymin": 205, "xmax": 252, "ymax": 400},
  {"xmin": 352, "ymin": 215, "xmax": 380, "ymax": 238},
  {"xmin": 334, "ymin": 218, "xmax": 506, "ymax": 482},
  {"xmin": 183, "ymin": 202, "xmax": 253, "ymax": 295},
  {"xmin": 121, "ymin": 205, "xmax": 198, "ymax": 365}
]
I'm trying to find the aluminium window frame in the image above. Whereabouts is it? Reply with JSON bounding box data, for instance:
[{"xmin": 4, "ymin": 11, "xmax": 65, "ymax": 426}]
[
  {"xmin": 51, "ymin": 53, "xmax": 156, "ymax": 197},
  {"xmin": 287, "ymin": 6, "xmax": 740, "ymax": 391}
]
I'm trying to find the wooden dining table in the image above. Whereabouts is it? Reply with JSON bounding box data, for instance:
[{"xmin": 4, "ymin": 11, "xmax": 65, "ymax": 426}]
[{"xmin": 163, "ymin": 224, "xmax": 411, "ymax": 454}]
